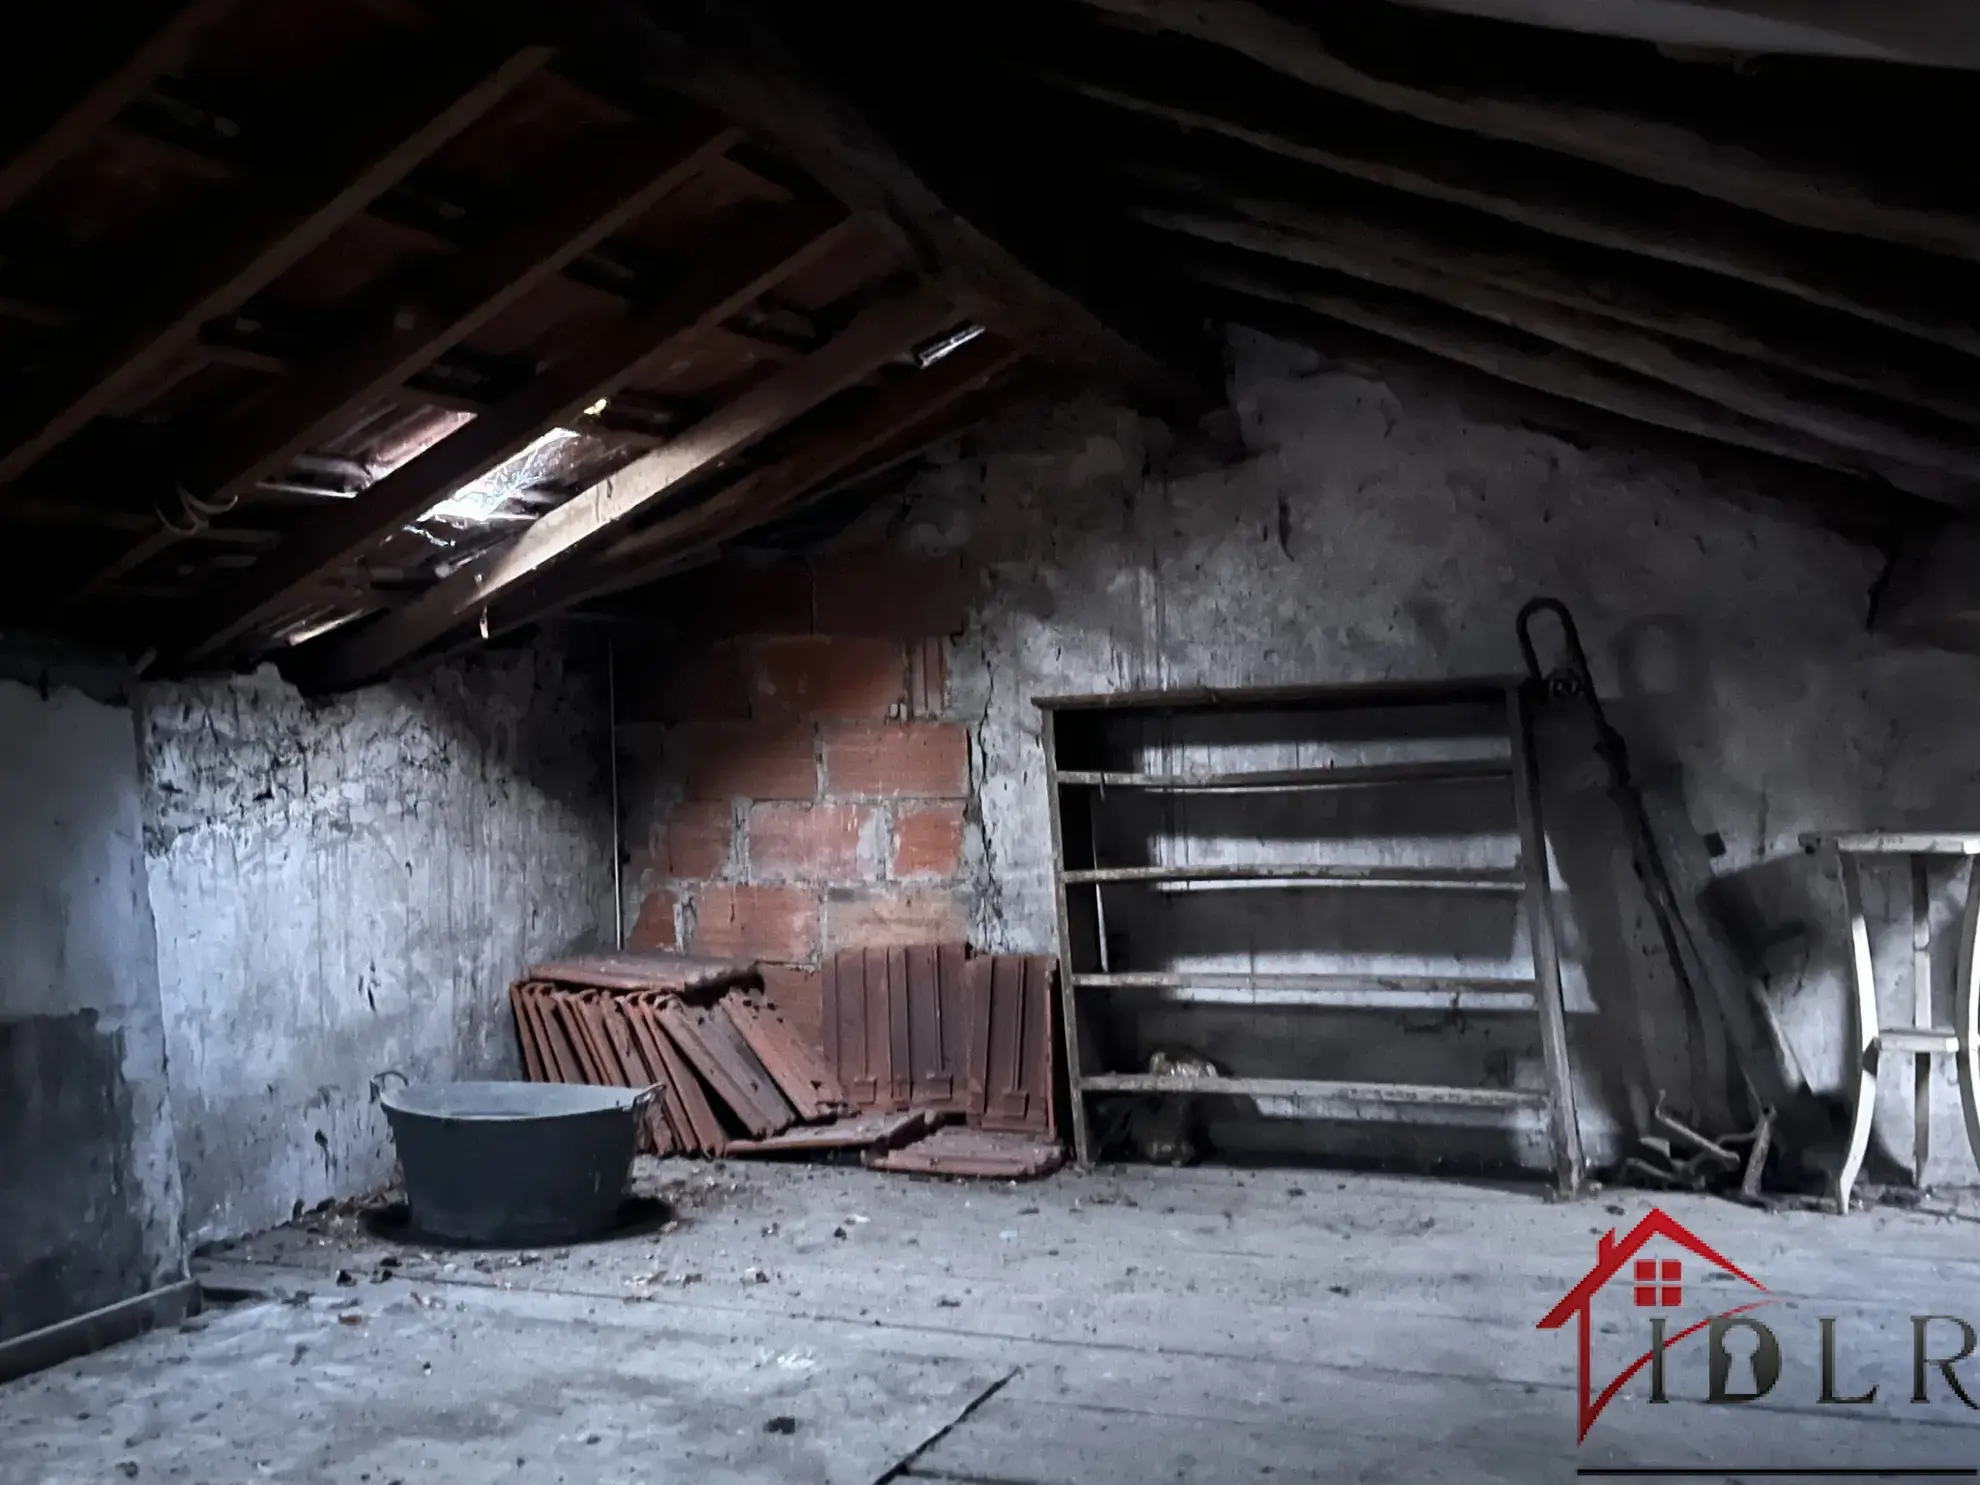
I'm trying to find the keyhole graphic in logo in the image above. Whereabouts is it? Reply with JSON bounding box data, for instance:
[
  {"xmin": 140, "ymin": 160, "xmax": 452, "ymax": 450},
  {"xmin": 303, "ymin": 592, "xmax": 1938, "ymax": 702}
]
[
  {"xmin": 1719, "ymin": 1325, "xmax": 1761, "ymax": 1395},
  {"xmin": 1633, "ymin": 1258, "xmax": 1682, "ymax": 1307}
]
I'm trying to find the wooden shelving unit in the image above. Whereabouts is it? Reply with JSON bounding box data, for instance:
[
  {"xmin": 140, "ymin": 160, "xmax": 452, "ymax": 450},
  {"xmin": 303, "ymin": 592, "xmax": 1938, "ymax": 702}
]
[{"xmin": 1036, "ymin": 676, "xmax": 1584, "ymax": 1192}]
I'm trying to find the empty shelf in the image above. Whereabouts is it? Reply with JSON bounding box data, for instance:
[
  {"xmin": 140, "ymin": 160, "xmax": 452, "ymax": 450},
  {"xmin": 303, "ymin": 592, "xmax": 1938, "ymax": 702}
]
[
  {"xmin": 1879, "ymin": 1028, "xmax": 1962, "ymax": 1055},
  {"xmin": 1078, "ymin": 1073, "xmax": 1549, "ymax": 1110},
  {"xmin": 1055, "ymin": 759, "xmax": 1511, "ymax": 793},
  {"xmin": 1072, "ymin": 971, "xmax": 1538, "ymax": 1010},
  {"xmin": 1801, "ymin": 832, "xmax": 1980, "ymax": 856},
  {"xmin": 1061, "ymin": 863, "xmax": 1525, "ymax": 890}
]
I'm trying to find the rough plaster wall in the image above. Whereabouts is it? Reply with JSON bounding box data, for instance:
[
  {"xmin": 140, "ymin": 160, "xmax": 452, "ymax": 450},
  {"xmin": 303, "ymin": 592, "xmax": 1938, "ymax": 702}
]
[
  {"xmin": 0, "ymin": 675, "xmax": 185, "ymax": 1339},
  {"xmin": 905, "ymin": 328, "xmax": 1980, "ymax": 1181},
  {"xmin": 141, "ymin": 639, "xmax": 612, "ymax": 1244}
]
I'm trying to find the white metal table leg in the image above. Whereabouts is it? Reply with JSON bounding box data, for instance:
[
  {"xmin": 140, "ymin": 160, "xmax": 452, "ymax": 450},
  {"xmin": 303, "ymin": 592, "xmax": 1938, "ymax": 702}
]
[
  {"xmin": 1914, "ymin": 858, "xmax": 1934, "ymax": 1184},
  {"xmin": 1955, "ymin": 861, "xmax": 1980, "ymax": 1185},
  {"xmin": 1837, "ymin": 854, "xmax": 1881, "ymax": 1215}
]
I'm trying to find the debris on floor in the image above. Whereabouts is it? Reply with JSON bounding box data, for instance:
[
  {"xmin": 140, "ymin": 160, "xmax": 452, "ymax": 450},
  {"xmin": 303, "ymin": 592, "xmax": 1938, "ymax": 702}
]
[
  {"xmin": 866, "ymin": 1124, "xmax": 1065, "ymax": 1179},
  {"xmin": 511, "ymin": 948, "xmax": 1064, "ymax": 1177}
]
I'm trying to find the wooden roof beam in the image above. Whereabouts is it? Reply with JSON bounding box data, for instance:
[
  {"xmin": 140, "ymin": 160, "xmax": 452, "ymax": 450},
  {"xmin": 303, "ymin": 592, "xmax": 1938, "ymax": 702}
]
[
  {"xmin": 180, "ymin": 116, "xmax": 741, "ymax": 510},
  {"xmin": 0, "ymin": 38, "xmax": 554, "ymax": 492},
  {"xmin": 65, "ymin": 117, "xmax": 740, "ymax": 615},
  {"xmin": 572, "ymin": 0, "xmax": 1211, "ymax": 415},
  {"xmin": 1127, "ymin": 171, "xmax": 1980, "ymax": 434},
  {"xmin": 496, "ymin": 332, "xmax": 1024, "ymax": 629},
  {"xmin": 1042, "ymin": 74, "xmax": 1980, "ymax": 361},
  {"xmin": 1074, "ymin": 0, "xmax": 1980, "ymax": 261},
  {"xmin": 1146, "ymin": 214, "xmax": 1980, "ymax": 492},
  {"xmin": 0, "ymin": 0, "xmax": 239, "ymax": 217},
  {"xmin": 304, "ymin": 285, "xmax": 962, "ymax": 687},
  {"xmin": 1186, "ymin": 261, "xmax": 1964, "ymax": 501},
  {"xmin": 177, "ymin": 208, "xmax": 856, "ymax": 662}
]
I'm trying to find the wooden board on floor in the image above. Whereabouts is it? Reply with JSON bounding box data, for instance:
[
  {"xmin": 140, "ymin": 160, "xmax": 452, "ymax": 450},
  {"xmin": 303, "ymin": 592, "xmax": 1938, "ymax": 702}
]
[
  {"xmin": 726, "ymin": 1109, "xmax": 933, "ymax": 1157},
  {"xmin": 866, "ymin": 1124, "xmax": 1063, "ymax": 1179}
]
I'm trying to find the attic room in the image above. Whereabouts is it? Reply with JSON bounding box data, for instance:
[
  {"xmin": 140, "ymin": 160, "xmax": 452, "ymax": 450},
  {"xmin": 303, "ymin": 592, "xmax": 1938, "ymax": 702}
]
[{"xmin": 7, "ymin": 0, "xmax": 1980, "ymax": 1478}]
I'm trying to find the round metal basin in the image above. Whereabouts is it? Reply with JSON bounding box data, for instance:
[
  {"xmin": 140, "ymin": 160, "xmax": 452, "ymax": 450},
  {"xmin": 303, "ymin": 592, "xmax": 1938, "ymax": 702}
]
[{"xmin": 379, "ymin": 1080, "xmax": 646, "ymax": 1245}]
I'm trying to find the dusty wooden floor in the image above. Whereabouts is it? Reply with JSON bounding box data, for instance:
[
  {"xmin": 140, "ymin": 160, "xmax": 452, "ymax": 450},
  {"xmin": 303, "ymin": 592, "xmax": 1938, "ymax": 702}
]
[{"xmin": 7, "ymin": 1162, "xmax": 1980, "ymax": 1483}]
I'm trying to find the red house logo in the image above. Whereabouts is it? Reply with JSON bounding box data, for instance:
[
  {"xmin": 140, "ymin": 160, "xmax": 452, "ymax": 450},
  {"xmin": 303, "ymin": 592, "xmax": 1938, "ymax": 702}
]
[{"xmin": 1536, "ymin": 1208, "xmax": 1772, "ymax": 1441}]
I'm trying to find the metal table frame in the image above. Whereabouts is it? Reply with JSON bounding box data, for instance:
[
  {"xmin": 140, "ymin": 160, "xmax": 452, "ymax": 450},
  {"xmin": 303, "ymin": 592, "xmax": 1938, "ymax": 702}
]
[{"xmin": 1801, "ymin": 832, "xmax": 1980, "ymax": 1213}]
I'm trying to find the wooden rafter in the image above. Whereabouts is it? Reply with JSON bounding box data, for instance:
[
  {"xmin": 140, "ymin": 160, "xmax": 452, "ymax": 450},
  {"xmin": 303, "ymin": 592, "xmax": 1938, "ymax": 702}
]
[
  {"xmin": 495, "ymin": 331, "xmax": 1025, "ymax": 628},
  {"xmin": 1126, "ymin": 175, "xmax": 1980, "ymax": 434},
  {"xmin": 0, "ymin": 40, "xmax": 554, "ymax": 492},
  {"xmin": 1146, "ymin": 213, "xmax": 1980, "ymax": 494},
  {"xmin": 66, "ymin": 117, "xmax": 742, "ymax": 612},
  {"xmin": 581, "ymin": 0, "xmax": 1207, "ymax": 412},
  {"xmin": 179, "ymin": 207, "xmax": 855, "ymax": 661},
  {"xmin": 1040, "ymin": 74, "xmax": 1980, "ymax": 360},
  {"xmin": 182, "ymin": 117, "xmax": 743, "ymax": 510},
  {"xmin": 1189, "ymin": 262, "xmax": 1963, "ymax": 499},
  {"xmin": 307, "ymin": 284, "xmax": 963, "ymax": 686},
  {"xmin": 1074, "ymin": 0, "xmax": 1980, "ymax": 261},
  {"xmin": 0, "ymin": 0, "xmax": 240, "ymax": 217}
]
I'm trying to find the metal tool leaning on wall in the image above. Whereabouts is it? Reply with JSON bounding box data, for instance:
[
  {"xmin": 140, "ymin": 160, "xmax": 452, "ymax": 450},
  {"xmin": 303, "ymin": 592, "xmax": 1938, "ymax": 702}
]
[{"xmin": 1517, "ymin": 598, "xmax": 1815, "ymax": 1201}]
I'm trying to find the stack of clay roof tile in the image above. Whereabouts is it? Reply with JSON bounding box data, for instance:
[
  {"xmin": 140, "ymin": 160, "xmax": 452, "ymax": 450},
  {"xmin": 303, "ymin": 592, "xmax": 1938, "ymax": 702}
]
[
  {"xmin": 511, "ymin": 947, "xmax": 1065, "ymax": 1177},
  {"xmin": 824, "ymin": 944, "xmax": 1065, "ymax": 1179},
  {"xmin": 510, "ymin": 953, "xmax": 931, "ymax": 1160}
]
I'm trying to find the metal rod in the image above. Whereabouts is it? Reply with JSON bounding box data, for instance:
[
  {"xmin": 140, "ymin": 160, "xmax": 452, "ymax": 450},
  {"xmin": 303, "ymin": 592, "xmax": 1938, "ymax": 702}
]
[
  {"xmin": 607, "ymin": 633, "xmax": 623, "ymax": 952},
  {"xmin": 1054, "ymin": 758, "xmax": 1512, "ymax": 792},
  {"xmin": 1062, "ymin": 862, "xmax": 1524, "ymax": 888},
  {"xmin": 1078, "ymin": 1073, "xmax": 1550, "ymax": 1110}
]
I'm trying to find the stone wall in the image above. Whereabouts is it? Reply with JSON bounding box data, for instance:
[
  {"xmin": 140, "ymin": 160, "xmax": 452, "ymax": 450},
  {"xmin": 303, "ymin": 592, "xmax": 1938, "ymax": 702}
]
[
  {"xmin": 141, "ymin": 639, "xmax": 613, "ymax": 1244},
  {"xmin": 0, "ymin": 658, "xmax": 185, "ymax": 1341}
]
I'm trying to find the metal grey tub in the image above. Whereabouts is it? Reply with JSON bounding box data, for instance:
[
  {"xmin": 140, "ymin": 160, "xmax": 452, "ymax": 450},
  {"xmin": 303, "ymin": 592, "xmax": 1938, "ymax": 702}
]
[{"xmin": 377, "ymin": 1079, "xmax": 651, "ymax": 1245}]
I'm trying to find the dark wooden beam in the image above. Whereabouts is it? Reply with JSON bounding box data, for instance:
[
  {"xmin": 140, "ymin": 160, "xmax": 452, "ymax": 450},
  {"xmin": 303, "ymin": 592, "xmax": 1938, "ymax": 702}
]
[
  {"xmin": 179, "ymin": 208, "xmax": 854, "ymax": 661},
  {"xmin": 180, "ymin": 117, "xmax": 741, "ymax": 509},
  {"xmin": 1129, "ymin": 166, "xmax": 1980, "ymax": 434},
  {"xmin": 65, "ymin": 117, "xmax": 741, "ymax": 615},
  {"xmin": 0, "ymin": 0, "xmax": 239, "ymax": 216},
  {"xmin": 0, "ymin": 39, "xmax": 554, "ymax": 491},
  {"xmin": 1144, "ymin": 212, "xmax": 1980, "ymax": 494},
  {"xmin": 1186, "ymin": 260, "xmax": 1965, "ymax": 499},
  {"xmin": 306, "ymin": 285, "xmax": 961, "ymax": 686},
  {"xmin": 485, "ymin": 334, "xmax": 1024, "ymax": 632},
  {"xmin": 601, "ymin": 335, "xmax": 1021, "ymax": 564},
  {"xmin": 1042, "ymin": 73, "xmax": 1980, "ymax": 361},
  {"xmin": 1386, "ymin": 0, "xmax": 1980, "ymax": 68},
  {"xmin": 1074, "ymin": 0, "xmax": 1980, "ymax": 261},
  {"xmin": 572, "ymin": 0, "xmax": 1210, "ymax": 413}
]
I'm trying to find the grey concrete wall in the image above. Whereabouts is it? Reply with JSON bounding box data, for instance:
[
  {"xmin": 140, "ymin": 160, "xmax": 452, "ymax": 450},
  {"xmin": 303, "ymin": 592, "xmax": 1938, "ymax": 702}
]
[
  {"xmin": 903, "ymin": 328, "xmax": 1980, "ymax": 1183},
  {"xmin": 141, "ymin": 639, "xmax": 613, "ymax": 1244},
  {"xmin": 1, "ymin": 665, "xmax": 185, "ymax": 1341}
]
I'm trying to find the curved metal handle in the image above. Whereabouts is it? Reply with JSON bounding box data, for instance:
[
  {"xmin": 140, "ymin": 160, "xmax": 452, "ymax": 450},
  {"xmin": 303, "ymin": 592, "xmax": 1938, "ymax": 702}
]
[
  {"xmin": 1515, "ymin": 595, "xmax": 1594, "ymax": 701},
  {"xmin": 370, "ymin": 1068, "xmax": 410, "ymax": 1099}
]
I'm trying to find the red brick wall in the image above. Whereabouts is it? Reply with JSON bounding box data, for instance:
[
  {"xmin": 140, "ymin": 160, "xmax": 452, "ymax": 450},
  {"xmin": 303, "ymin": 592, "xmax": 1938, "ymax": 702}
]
[{"xmin": 616, "ymin": 550, "xmax": 971, "ymax": 1046}]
